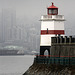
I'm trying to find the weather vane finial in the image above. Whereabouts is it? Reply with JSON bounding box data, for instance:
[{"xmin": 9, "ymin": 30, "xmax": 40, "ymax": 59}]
[{"xmin": 52, "ymin": 2, "xmax": 54, "ymax": 6}]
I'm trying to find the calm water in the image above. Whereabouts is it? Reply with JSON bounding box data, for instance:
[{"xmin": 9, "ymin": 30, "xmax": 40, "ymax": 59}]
[{"xmin": 0, "ymin": 55, "xmax": 34, "ymax": 75}]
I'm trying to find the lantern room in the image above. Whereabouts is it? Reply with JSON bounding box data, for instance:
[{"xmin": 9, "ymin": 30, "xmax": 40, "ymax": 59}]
[{"xmin": 47, "ymin": 2, "xmax": 58, "ymax": 15}]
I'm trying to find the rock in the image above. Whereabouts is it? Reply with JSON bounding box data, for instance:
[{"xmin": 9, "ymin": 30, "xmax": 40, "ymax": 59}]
[{"xmin": 23, "ymin": 63, "xmax": 75, "ymax": 75}]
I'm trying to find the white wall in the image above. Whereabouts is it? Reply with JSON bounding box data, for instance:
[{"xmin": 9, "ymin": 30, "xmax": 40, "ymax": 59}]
[
  {"xmin": 41, "ymin": 20, "xmax": 64, "ymax": 30},
  {"xmin": 40, "ymin": 15, "xmax": 65, "ymax": 46},
  {"xmin": 54, "ymin": 21, "xmax": 64, "ymax": 30},
  {"xmin": 40, "ymin": 35, "xmax": 55, "ymax": 46},
  {"xmin": 41, "ymin": 21, "xmax": 54, "ymax": 30}
]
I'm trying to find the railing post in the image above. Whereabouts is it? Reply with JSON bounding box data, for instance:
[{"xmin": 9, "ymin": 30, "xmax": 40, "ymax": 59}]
[{"xmin": 69, "ymin": 36, "xmax": 72, "ymax": 43}]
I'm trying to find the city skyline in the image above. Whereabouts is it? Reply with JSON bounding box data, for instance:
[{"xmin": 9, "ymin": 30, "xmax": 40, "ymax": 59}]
[{"xmin": 0, "ymin": 8, "xmax": 40, "ymax": 53}]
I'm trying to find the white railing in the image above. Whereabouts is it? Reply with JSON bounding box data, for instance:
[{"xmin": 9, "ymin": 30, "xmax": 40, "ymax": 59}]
[{"xmin": 41, "ymin": 15, "xmax": 64, "ymax": 20}]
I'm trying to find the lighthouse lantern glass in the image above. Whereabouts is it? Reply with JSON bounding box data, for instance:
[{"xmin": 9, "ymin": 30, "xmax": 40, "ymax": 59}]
[
  {"xmin": 49, "ymin": 9, "xmax": 52, "ymax": 14},
  {"xmin": 48, "ymin": 9, "xmax": 58, "ymax": 15},
  {"xmin": 53, "ymin": 9, "xmax": 58, "ymax": 14}
]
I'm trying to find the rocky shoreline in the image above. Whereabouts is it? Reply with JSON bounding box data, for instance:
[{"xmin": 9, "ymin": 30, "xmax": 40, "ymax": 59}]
[{"xmin": 23, "ymin": 63, "xmax": 75, "ymax": 75}]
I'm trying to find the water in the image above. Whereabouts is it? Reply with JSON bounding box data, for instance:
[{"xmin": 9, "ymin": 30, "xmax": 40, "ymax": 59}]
[{"xmin": 0, "ymin": 55, "xmax": 34, "ymax": 75}]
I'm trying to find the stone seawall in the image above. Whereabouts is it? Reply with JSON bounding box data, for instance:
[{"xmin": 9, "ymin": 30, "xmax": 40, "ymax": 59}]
[
  {"xmin": 51, "ymin": 36, "xmax": 75, "ymax": 57},
  {"xmin": 23, "ymin": 63, "xmax": 75, "ymax": 75}
]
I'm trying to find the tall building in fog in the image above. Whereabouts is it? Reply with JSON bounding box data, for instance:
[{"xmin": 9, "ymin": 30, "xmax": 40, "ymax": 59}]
[
  {"xmin": 0, "ymin": 8, "xmax": 40, "ymax": 53},
  {"xmin": 0, "ymin": 9, "xmax": 16, "ymax": 43}
]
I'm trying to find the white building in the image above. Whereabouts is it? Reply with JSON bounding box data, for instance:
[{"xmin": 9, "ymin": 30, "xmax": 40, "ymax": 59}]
[{"xmin": 40, "ymin": 3, "xmax": 65, "ymax": 55}]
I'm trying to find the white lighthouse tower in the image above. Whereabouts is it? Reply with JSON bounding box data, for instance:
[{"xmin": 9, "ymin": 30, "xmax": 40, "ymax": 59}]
[{"xmin": 40, "ymin": 3, "xmax": 65, "ymax": 55}]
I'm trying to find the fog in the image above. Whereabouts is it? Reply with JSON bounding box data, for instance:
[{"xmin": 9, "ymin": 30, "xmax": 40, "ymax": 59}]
[{"xmin": 0, "ymin": 0, "xmax": 75, "ymax": 53}]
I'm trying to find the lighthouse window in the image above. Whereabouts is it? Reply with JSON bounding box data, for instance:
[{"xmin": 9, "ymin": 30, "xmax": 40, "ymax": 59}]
[
  {"xmin": 53, "ymin": 9, "xmax": 57, "ymax": 14},
  {"xmin": 48, "ymin": 9, "xmax": 58, "ymax": 14},
  {"xmin": 49, "ymin": 9, "xmax": 52, "ymax": 14}
]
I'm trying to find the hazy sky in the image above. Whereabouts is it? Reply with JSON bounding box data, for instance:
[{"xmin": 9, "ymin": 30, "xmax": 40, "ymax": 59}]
[{"xmin": 0, "ymin": 0, "xmax": 75, "ymax": 35}]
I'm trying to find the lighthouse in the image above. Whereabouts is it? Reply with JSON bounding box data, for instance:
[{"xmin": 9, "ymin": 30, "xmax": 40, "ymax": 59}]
[{"xmin": 40, "ymin": 3, "xmax": 65, "ymax": 56}]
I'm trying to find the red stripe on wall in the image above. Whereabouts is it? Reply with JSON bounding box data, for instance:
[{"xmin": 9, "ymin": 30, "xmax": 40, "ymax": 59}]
[
  {"xmin": 41, "ymin": 30, "xmax": 64, "ymax": 35},
  {"xmin": 35, "ymin": 55, "xmax": 75, "ymax": 57}
]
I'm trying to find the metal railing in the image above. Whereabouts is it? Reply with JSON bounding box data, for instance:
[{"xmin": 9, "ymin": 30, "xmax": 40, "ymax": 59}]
[{"xmin": 41, "ymin": 15, "xmax": 64, "ymax": 20}]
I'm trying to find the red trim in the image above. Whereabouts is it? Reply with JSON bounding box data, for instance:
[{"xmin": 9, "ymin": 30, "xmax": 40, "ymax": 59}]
[
  {"xmin": 41, "ymin": 30, "xmax": 64, "ymax": 35},
  {"xmin": 36, "ymin": 55, "xmax": 75, "ymax": 57},
  {"xmin": 47, "ymin": 3, "xmax": 58, "ymax": 9},
  {"xmin": 47, "ymin": 6, "xmax": 58, "ymax": 9}
]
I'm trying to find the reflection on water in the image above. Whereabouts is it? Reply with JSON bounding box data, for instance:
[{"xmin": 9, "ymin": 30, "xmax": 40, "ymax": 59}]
[{"xmin": 0, "ymin": 55, "xmax": 34, "ymax": 75}]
